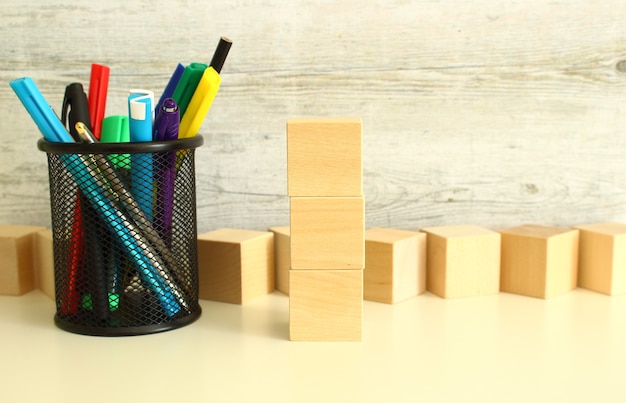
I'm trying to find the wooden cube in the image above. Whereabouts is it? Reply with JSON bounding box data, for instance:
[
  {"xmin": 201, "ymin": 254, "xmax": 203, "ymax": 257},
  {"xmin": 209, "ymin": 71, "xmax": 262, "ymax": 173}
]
[
  {"xmin": 575, "ymin": 222, "xmax": 626, "ymax": 295},
  {"xmin": 290, "ymin": 197, "xmax": 364, "ymax": 270},
  {"xmin": 421, "ymin": 225, "xmax": 501, "ymax": 298},
  {"xmin": 500, "ymin": 225, "xmax": 579, "ymax": 299},
  {"xmin": 287, "ymin": 118, "xmax": 362, "ymax": 197},
  {"xmin": 34, "ymin": 229, "xmax": 55, "ymax": 300},
  {"xmin": 289, "ymin": 269, "xmax": 363, "ymax": 341},
  {"xmin": 364, "ymin": 228, "xmax": 426, "ymax": 304},
  {"xmin": 0, "ymin": 225, "xmax": 46, "ymax": 295},
  {"xmin": 197, "ymin": 228, "xmax": 274, "ymax": 304},
  {"xmin": 268, "ymin": 226, "xmax": 290, "ymax": 295}
]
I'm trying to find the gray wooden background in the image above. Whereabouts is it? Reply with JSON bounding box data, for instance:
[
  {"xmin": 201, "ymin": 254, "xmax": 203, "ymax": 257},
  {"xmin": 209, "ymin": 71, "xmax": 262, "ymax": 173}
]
[{"xmin": 2, "ymin": 0, "xmax": 626, "ymax": 234}]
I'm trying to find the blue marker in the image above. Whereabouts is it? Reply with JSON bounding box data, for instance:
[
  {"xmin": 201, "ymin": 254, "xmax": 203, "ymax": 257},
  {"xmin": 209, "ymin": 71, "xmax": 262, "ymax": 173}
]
[
  {"xmin": 156, "ymin": 63, "xmax": 185, "ymax": 113},
  {"xmin": 9, "ymin": 77, "xmax": 74, "ymax": 143},
  {"xmin": 128, "ymin": 89, "xmax": 154, "ymax": 222}
]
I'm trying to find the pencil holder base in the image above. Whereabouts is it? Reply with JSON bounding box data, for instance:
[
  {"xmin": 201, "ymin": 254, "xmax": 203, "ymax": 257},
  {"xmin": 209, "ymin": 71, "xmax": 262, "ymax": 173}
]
[
  {"xmin": 54, "ymin": 306, "xmax": 201, "ymax": 337},
  {"xmin": 39, "ymin": 136, "xmax": 203, "ymax": 336}
]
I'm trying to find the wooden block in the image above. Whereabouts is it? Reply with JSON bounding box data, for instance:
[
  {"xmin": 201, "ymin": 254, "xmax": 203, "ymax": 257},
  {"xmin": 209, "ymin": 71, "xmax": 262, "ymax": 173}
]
[
  {"xmin": 421, "ymin": 225, "xmax": 501, "ymax": 298},
  {"xmin": 34, "ymin": 229, "xmax": 55, "ymax": 300},
  {"xmin": 197, "ymin": 228, "xmax": 274, "ymax": 304},
  {"xmin": 290, "ymin": 197, "xmax": 364, "ymax": 270},
  {"xmin": 268, "ymin": 226, "xmax": 290, "ymax": 295},
  {"xmin": 287, "ymin": 117, "xmax": 362, "ymax": 197},
  {"xmin": 289, "ymin": 269, "xmax": 363, "ymax": 341},
  {"xmin": 364, "ymin": 228, "xmax": 426, "ymax": 304},
  {"xmin": 500, "ymin": 225, "xmax": 579, "ymax": 299},
  {"xmin": 0, "ymin": 225, "xmax": 46, "ymax": 295},
  {"xmin": 575, "ymin": 222, "xmax": 626, "ymax": 295}
]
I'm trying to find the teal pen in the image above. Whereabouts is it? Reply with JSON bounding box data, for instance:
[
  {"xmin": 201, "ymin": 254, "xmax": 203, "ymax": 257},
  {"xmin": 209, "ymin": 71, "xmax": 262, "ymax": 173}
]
[
  {"xmin": 99, "ymin": 114, "xmax": 131, "ymax": 306},
  {"xmin": 75, "ymin": 122, "xmax": 192, "ymax": 307},
  {"xmin": 60, "ymin": 151, "xmax": 182, "ymax": 316}
]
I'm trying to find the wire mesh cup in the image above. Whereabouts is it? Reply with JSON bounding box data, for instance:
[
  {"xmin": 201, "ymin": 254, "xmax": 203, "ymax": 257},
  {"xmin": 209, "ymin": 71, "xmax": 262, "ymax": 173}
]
[{"xmin": 38, "ymin": 136, "xmax": 203, "ymax": 336}]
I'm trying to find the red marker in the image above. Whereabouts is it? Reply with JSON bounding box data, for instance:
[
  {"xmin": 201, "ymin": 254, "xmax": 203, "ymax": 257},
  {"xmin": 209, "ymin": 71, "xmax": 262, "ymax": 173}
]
[
  {"xmin": 87, "ymin": 63, "xmax": 110, "ymax": 140},
  {"xmin": 62, "ymin": 196, "xmax": 84, "ymax": 315}
]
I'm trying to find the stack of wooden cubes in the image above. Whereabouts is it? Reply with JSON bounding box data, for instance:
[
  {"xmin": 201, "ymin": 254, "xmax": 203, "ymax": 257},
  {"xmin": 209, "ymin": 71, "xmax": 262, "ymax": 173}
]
[{"xmin": 287, "ymin": 118, "xmax": 364, "ymax": 341}]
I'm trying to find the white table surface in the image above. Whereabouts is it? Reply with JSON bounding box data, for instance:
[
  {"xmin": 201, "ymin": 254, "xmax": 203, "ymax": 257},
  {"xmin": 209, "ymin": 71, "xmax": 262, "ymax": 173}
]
[{"xmin": 2, "ymin": 289, "xmax": 625, "ymax": 403}]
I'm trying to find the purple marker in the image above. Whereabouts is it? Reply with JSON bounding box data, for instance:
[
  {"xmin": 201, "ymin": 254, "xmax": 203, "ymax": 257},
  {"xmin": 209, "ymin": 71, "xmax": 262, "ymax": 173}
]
[
  {"xmin": 153, "ymin": 98, "xmax": 179, "ymax": 245},
  {"xmin": 153, "ymin": 98, "xmax": 179, "ymax": 141}
]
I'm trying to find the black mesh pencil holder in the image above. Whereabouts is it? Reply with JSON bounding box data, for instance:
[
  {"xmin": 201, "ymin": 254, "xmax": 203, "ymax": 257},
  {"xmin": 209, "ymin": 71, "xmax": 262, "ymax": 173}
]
[{"xmin": 38, "ymin": 136, "xmax": 203, "ymax": 336}]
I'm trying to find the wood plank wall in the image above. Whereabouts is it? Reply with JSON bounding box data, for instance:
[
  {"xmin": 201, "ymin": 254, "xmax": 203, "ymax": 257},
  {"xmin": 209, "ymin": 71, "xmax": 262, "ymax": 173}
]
[{"xmin": 1, "ymin": 1, "xmax": 626, "ymax": 233}]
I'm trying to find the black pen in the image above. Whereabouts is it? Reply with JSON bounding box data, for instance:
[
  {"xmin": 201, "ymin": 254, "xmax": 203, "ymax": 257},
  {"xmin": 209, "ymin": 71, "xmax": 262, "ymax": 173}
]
[
  {"xmin": 61, "ymin": 83, "xmax": 92, "ymax": 141},
  {"xmin": 62, "ymin": 82, "xmax": 109, "ymax": 318}
]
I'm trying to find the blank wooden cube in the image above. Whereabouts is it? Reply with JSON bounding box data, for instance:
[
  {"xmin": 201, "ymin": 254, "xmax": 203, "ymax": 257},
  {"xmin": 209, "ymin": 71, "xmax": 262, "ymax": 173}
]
[
  {"xmin": 290, "ymin": 197, "xmax": 364, "ymax": 270},
  {"xmin": 289, "ymin": 269, "xmax": 363, "ymax": 341},
  {"xmin": 364, "ymin": 228, "xmax": 426, "ymax": 304},
  {"xmin": 268, "ymin": 226, "xmax": 290, "ymax": 295},
  {"xmin": 34, "ymin": 229, "xmax": 55, "ymax": 300},
  {"xmin": 421, "ymin": 225, "xmax": 501, "ymax": 298},
  {"xmin": 500, "ymin": 225, "xmax": 579, "ymax": 299},
  {"xmin": 287, "ymin": 118, "xmax": 362, "ymax": 197},
  {"xmin": 198, "ymin": 228, "xmax": 274, "ymax": 304},
  {"xmin": 575, "ymin": 222, "xmax": 626, "ymax": 295},
  {"xmin": 0, "ymin": 225, "xmax": 46, "ymax": 295}
]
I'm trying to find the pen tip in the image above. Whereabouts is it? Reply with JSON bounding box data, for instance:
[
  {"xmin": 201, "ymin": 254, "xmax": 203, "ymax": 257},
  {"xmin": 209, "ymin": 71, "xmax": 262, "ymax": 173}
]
[
  {"xmin": 75, "ymin": 122, "xmax": 86, "ymax": 133},
  {"xmin": 75, "ymin": 122, "xmax": 97, "ymax": 143}
]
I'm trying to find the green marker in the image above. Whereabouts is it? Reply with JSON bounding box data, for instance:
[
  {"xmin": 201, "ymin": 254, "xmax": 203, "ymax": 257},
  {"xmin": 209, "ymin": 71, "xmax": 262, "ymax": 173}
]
[
  {"xmin": 82, "ymin": 293, "xmax": 120, "ymax": 312},
  {"xmin": 171, "ymin": 62, "xmax": 207, "ymax": 118},
  {"xmin": 101, "ymin": 115, "xmax": 130, "ymax": 168}
]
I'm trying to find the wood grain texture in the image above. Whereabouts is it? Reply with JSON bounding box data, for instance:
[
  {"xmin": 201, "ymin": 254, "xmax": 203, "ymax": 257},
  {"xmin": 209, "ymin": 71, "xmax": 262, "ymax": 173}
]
[
  {"xmin": 499, "ymin": 225, "xmax": 579, "ymax": 298},
  {"xmin": 364, "ymin": 227, "xmax": 427, "ymax": 304},
  {"xmin": 268, "ymin": 226, "xmax": 290, "ymax": 295},
  {"xmin": 2, "ymin": 1, "xmax": 626, "ymax": 233},
  {"xmin": 34, "ymin": 229, "xmax": 54, "ymax": 300},
  {"xmin": 0, "ymin": 225, "xmax": 45, "ymax": 295},
  {"xmin": 576, "ymin": 222, "xmax": 626, "ymax": 295},
  {"xmin": 290, "ymin": 196, "xmax": 364, "ymax": 270},
  {"xmin": 422, "ymin": 225, "xmax": 501, "ymax": 298},
  {"xmin": 287, "ymin": 117, "xmax": 362, "ymax": 197},
  {"xmin": 197, "ymin": 228, "xmax": 274, "ymax": 304},
  {"xmin": 289, "ymin": 269, "xmax": 363, "ymax": 341}
]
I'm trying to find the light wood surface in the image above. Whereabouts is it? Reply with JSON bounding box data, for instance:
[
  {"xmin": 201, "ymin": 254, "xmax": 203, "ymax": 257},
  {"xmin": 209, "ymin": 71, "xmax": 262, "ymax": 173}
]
[
  {"xmin": 364, "ymin": 227, "xmax": 426, "ymax": 304},
  {"xmin": 287, "ymin": 117, "xmax": 362, "ymax": 197},
  {"xmin": 34, "ymin": 229, "xmax": 54, "ymax": 300},
  {"xmin": 269, "ymin": 225, "xmax": 291, "ymax": 295},
  {"xmin": 197, "ymin": 228, "xmax": 274, "ymax": 304},
  {"xmin": 577, "ymin": 222, "xmax": 626, "ymax": 295},
  {"xmin": 500, "ymin": 225, "xmax": 579, "ymax": 298},
  {"xmin": 0, "ymin": 225, "xmax": 45, "ymax": 295},
  {"xmin": 3, "ymin": 1, "xmax": 626, "ymax": 234},
  {"xmin": 289, "ymin": 269, "xmax": 363, "ymax": 341},
  {"xmin": 422, "ymin": 225, "xmax": 501, "ymax": 298},
  {"xmin": 290, "ymin": 196, "xmax": 364, "ymax": 270}
]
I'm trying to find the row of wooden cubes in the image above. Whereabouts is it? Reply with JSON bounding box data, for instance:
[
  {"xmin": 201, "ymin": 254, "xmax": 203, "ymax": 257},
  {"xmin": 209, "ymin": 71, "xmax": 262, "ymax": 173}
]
[
  {"xmin": 6, "ymin": 222, "xmax": 626, "ymax": 301},
  {"xmin": 271, "ymin": 222, "xmax": 626, "ymax": 301}
]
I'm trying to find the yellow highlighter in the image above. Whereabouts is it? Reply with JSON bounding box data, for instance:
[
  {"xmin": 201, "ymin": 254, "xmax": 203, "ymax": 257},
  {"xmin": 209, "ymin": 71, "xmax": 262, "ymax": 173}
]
[{"xmin": 179, "ymin": 37, "xmax": 232, "ymax": 139}]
